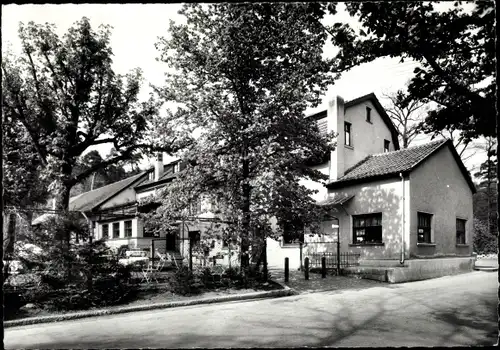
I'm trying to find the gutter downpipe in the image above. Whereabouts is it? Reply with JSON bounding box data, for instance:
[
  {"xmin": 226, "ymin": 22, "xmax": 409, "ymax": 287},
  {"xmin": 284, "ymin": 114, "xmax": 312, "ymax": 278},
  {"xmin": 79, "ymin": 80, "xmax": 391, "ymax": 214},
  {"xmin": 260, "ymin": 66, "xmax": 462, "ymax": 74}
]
[{"xmin": 399, "ymin": 173, "xmax": 405, "ymax": 265}]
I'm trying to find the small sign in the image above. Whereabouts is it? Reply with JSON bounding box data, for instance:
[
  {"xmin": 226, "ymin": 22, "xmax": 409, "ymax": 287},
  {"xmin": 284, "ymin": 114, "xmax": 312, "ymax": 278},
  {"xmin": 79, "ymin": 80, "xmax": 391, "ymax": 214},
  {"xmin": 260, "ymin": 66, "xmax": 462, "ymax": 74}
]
[{"xmin": 332, "ymin": 224, "xmax": 339, "ymax": 229}]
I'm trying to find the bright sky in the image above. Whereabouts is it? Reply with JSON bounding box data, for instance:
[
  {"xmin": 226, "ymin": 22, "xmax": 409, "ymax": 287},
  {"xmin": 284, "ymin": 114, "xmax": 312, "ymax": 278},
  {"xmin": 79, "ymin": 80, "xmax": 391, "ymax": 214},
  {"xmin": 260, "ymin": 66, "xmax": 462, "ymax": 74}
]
[{"xmin": 1, "ymin": 3, "xmax": 487, "ymax": 178}]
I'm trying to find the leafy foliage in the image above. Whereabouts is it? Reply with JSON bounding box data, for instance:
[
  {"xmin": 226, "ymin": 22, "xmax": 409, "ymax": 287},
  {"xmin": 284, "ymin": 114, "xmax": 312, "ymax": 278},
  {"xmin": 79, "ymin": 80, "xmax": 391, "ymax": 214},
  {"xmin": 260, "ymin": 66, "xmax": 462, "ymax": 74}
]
[
  {"xmin": 321, "ymin": 2, "xmax": 495, "ymax": 142},
  {"xmin": 70, "ymin": 150, "xmax": 142, "ymax": 197},
  {"xmin": 2, "ymin": 17, "xmax": 179, "ymax": 213},
  {"xmin": 4, "ymin": 214, "xmax": 136, "ymax": 313},
  {"xmin": 152, "ymin": 3, "xmax": 335, "ymax": 267},
  {"xmin": 473, "ymin": 218, "xmax": 497, "ymax": 254}
]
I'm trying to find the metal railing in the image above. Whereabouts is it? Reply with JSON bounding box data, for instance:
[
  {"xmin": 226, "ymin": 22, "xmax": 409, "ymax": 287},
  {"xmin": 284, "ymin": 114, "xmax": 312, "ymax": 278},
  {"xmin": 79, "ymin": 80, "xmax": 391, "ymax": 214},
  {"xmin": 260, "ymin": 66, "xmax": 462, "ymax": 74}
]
[{"xmin": 307, "ymin": 252, "xmax": 360, "ymax": 269}]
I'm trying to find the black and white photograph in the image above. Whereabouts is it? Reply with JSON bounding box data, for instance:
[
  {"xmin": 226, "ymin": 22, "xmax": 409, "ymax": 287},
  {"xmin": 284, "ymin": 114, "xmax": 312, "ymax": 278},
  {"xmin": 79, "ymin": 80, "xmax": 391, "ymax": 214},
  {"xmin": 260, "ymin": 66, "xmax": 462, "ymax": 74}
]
[{"xmin": 2, "ymin": 2, "xmax": 498, "ymax": 348}]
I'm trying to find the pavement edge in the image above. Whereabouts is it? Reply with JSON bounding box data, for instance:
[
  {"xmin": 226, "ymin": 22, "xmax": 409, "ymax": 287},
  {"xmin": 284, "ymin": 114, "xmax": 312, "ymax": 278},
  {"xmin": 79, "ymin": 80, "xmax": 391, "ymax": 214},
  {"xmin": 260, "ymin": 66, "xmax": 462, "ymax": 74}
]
[{"xmin": 4, "ymin": 286, "xmax": 296, "ymax": 328}]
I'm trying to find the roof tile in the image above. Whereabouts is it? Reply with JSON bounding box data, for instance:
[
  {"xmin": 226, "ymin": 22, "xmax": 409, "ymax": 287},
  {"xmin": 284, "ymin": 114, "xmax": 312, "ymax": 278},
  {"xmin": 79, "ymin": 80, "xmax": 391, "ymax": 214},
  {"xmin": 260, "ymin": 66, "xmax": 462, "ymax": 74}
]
[
  {"xmin": 69, "ymin": 172, "xmax": 146, "ymax": 212},
  {"xmin": 329, "ymin": 139, "xmax": 448, "ymax": 185}
]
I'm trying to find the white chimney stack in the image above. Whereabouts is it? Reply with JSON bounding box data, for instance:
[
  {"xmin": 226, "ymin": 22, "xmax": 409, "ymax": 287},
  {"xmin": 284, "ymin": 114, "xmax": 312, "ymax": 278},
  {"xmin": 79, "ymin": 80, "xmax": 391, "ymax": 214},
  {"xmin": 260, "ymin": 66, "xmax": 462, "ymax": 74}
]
[
  {"xmin": 328, "ymin": 94, "xmax": 345, "ymax": 182},
  {"xmin": 154, "ymin": 153, "xmax": 164, "ymax": 181}
]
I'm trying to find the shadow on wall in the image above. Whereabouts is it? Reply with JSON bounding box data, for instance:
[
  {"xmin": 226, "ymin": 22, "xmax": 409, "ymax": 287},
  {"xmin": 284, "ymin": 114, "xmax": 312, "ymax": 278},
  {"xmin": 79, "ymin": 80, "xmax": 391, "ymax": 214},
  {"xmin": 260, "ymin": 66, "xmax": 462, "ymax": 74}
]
[{"xmin": 339, "ymin": 183, "xmax": 403, "ymax": 261}]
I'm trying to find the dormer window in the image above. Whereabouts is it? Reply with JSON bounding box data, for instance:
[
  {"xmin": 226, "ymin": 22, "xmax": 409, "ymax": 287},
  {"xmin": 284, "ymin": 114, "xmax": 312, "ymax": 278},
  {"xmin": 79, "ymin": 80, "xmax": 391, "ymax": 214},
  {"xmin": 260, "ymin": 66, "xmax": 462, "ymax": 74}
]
[
  {"xmin": 148, "ymin": 171, "xmax": 154, "ymax": 180},
  {"xmin": 384, "ymin": 139, "xmax": 390, "ymax": 152},
  {"xmin": 344, "ymin": 122, "xmax": 352, "ymax": 146},
  {"xmin": 174, "ymin": 163, "xmax": 180, "ymax": 173},
  {"xmin": 366, "ymin": 107, "xmax": 372, "ymax": 123}
]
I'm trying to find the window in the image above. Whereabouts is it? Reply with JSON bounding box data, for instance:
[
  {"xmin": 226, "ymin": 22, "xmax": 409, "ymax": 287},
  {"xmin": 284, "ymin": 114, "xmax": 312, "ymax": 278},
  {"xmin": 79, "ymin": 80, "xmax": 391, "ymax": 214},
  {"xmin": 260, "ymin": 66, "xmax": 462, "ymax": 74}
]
[
  {"xmin": 366, "ymin": 107, "xmax": 372, "ymax": 122},
  {"xmin": 102, "ymin": 224, "xmax": 109, "ymax": 239},
  {"xmin": 384, "ymin": 139, "xmax": 390, "ymax": 153},
  {"xmin": 456, "ymin": 219, "xmax": 466, "ymax": 244},
  {"xmin": 112, "ymin": 222, "xmax": 120, "ymax": 238},
  {"xmin": 417, "ymin": 212, "xmax": 432, "ymax": 243},
  {"xmin": 189, "ymin": 198, "xmax": 202, "ymax": 215},
  {"xmin": 317, "ymin": 118, "xmax": 328, "ymax": 135},
  {"xmin": 282, "ymin": 217, "xmax": 304, "ymax": 244},
  {"xmin": 148, "ymin": 171, "xmax": 154, "ymax": 181},
  {"xmin": 353, "ymin": 213, "xmax": 382, "ymax": 244},
  {"xmin": 124, "ymin": 220, "xmax": 132, "ymax": 237},
  {"xmin": 344, "ymin": 122, "xmax": 352, "ymax": 146}
]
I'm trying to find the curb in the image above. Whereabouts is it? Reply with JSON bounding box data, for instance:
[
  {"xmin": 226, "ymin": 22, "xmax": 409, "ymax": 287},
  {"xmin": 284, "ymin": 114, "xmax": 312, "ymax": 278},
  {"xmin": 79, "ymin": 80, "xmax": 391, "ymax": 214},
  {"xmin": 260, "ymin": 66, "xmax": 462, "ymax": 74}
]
[{"xmin": 4, "ymin": 288, "xmax": 295, "ymax": 328}]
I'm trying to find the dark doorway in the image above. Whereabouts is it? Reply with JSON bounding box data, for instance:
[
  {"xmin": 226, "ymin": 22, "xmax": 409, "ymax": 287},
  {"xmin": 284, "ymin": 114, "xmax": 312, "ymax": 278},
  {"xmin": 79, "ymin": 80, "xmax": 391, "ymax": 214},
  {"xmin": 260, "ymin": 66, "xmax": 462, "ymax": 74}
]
[
  {"xmin": 166, "ymin": 232, "xmax": 177, "ymax": 251},
  {"xmin": 189, "ymin": 231, "xmax": 201, "ymax": 249}
]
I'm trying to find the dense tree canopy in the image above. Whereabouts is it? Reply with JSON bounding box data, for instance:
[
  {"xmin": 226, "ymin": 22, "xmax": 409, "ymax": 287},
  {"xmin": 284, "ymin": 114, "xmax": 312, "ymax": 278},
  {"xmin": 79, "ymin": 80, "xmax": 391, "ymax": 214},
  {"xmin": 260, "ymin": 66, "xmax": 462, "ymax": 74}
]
[
  {"xmin": 317, "ymin": 1, "xmax": 495, "ymax": 142},
  {"xmin": 150, "ymin": 3, "xmax": 335, "ymax": 268},
  {"xmin": 2, "ymin": 17, "xmax": 179, "ymax": 213}
]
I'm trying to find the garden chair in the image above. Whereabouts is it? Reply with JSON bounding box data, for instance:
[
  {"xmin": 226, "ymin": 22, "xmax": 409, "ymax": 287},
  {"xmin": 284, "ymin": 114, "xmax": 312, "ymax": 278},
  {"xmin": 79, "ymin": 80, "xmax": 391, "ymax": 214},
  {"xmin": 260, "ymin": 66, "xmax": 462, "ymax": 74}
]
[
  {"xmin": 155, "ymin": 249, "xmax": 168, "ymax": 271},
  {"xmin": 140, "ymin": 260, "xmax": 164, "ymax": 284}
]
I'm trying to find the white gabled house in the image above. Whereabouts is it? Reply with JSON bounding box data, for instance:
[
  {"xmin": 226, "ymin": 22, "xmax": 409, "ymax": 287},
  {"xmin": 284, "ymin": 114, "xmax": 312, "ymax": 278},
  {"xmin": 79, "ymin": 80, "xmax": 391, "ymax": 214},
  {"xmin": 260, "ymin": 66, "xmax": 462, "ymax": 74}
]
[{"xmin": 34, "ymin": 92, "xmax": 476, "ymax": 282}]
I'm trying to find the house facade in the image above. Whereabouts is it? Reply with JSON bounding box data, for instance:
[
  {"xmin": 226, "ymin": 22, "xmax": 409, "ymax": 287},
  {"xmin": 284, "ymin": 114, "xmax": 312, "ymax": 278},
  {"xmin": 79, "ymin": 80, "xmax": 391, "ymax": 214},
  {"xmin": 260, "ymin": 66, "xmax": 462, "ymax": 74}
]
[
  {"xmin": 266, "ymin": 93, "xmax": 476, "ymax": 282},
  {"xmin": 36, "ymin": 92, "xmax": 476, "ymax": 282}
]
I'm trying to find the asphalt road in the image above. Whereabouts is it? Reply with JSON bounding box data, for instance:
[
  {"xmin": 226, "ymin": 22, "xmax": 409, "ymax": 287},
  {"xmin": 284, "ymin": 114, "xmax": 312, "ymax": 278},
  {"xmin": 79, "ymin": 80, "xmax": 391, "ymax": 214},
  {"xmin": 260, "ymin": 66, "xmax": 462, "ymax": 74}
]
[{"xmin": 4, "ymin": 271, "xmax": 498, "ymax": 348}]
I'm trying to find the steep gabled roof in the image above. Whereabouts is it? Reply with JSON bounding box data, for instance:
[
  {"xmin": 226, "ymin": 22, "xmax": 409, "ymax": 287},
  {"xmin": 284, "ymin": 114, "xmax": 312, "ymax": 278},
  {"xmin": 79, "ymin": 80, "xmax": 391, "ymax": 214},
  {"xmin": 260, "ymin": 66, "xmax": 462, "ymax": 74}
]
[
  {"xmin": 326, "ymin": 139, "xmax": 476, "ymax": 193},
  {"xmin": 344, "ymin": 93, "xmax": 400, "ymax": 150},
  {"xmin": 69, "ymin": 172, "xmax": 147, "ymax": 212}
]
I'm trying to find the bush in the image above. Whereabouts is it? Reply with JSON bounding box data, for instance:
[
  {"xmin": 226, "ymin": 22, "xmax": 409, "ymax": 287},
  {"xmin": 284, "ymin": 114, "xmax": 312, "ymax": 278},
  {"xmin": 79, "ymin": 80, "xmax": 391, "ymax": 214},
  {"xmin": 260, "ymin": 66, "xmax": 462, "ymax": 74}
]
[
  {"xmin": 473, "ymin": 218, "xmax": 497, "ymax": 254},
  {"xmin": 169, "ymin": 266, "xmax": 204, "ymax": 295}
]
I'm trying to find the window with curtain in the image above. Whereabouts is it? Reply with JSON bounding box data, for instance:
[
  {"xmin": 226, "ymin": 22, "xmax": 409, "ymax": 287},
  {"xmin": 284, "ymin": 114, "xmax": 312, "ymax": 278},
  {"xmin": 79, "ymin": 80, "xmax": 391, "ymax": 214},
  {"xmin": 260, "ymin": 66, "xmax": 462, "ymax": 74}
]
[
  {"xmin": 353, "ymin": 213, "xmax": 382, "ymax": 244},
  {"xmin": 417, "ymin": 212, "xmax": 432, "ymax": 243}
]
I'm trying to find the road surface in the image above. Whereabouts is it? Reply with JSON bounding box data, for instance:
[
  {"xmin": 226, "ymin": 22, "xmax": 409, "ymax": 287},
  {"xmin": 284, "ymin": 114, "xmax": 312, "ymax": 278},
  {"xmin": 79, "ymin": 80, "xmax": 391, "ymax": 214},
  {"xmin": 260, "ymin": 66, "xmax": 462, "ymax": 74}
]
[{"xmin": 5, "ymin": 270, "xmax": 497, "ymax": 348}]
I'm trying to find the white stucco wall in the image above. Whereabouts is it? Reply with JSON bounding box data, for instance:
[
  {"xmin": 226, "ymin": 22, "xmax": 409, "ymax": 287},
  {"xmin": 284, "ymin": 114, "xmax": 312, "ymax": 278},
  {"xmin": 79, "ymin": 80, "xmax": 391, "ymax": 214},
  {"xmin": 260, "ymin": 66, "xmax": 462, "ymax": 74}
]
[
  {"xmin": 409, "ymin": 145, "xmax": 474, "ymax": 258},
  {"xmin": 328, "ymin": 176, "xmax": 410, "ymax": 261},
  {"xmin": 343, "ymin": 100, "xmax": 396, "ymax": 172}
]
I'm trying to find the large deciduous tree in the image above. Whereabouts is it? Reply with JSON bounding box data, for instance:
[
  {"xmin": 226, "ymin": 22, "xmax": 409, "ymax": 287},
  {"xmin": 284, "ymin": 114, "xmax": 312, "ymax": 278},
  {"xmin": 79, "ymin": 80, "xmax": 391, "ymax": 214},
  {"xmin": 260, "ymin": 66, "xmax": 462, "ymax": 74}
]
[
  {"xmin": 321, "ymin": 1, "xmax": 495, "ymax": 142},
  {"xmin": 153, "ymin": 3, "xmax": 335, "ymax": 270},
  {"xmin": 382, "ymin": 89, "xmax": 426, "ymax": 148},
  {"xmin": 2, "ymin": 18, "xmax": 179, "ymax": 217}
]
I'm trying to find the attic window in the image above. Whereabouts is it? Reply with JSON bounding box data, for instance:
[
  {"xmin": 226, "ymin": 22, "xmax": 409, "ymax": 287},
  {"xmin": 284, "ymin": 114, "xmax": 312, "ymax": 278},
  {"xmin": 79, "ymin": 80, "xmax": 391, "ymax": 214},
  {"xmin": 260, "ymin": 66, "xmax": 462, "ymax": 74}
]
[
  {"xmin": 148, "ymin": 171, "xmax": 154, "ymax": 181},
  {"xmin": 174, "ymin": 162, "xmax": 180, "ymax": 173},
  {"xmin": 366, "ymin": 107, "xmax": 372, "ymax": 123},
  {"xmin": 344, "ymin": 122, "xmax": 352, "ymax": 146},
  {"xmin": 384, "ymin": 139, "xmax": 390, "ymax": 152}
]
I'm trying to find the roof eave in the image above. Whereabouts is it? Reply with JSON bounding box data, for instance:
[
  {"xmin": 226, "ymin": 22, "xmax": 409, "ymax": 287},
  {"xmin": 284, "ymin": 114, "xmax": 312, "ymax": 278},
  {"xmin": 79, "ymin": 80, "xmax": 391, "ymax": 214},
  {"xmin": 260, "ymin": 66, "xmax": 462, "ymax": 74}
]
[{"xmin": 326, "ymin": 172, "xmax": 409, "ymax": 189}]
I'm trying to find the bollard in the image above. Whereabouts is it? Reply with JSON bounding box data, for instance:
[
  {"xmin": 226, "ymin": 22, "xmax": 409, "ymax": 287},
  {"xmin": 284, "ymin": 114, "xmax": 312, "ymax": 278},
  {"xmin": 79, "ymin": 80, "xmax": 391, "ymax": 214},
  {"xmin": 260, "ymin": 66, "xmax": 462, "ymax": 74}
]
[
  {"xmin": 304, "ymin": 257, "xmax": 309, "ymax": 280},
  {"xmin": 321, "ymin": 256, "xmax": 326, "ymax": 278},
  {"xmin": 151, "ymin": 240, "xmax": 155, "ymax": 265},
  {"xmin": 284, "ymin": 257, "xmax": 289, "ymax": 283}
]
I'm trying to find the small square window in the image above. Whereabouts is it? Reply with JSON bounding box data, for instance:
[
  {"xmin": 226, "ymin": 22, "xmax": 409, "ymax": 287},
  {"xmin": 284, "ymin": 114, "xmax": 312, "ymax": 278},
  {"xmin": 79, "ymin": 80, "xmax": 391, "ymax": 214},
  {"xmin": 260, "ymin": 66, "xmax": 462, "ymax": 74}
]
[
  {"xmin": 417, "ymin": 212, "xmax": 432, "ymax": 243},
  {"xmin": 353, "ymin": 213, "xmax": 382, "ymax": 244},
  {"xmin": 344, "ymin": 122, "xmax": 352, "ymax": 146},
  {"xmin": 384, "ymin": 139, "xmax": 390, "ymax": 153},
  {"xmin": 366, "ymin": 107, "xmax": 372, "ymax": 122},
  {"xmin": 456, "ymin": 219, "xmax": 466, "ymax": 244}
]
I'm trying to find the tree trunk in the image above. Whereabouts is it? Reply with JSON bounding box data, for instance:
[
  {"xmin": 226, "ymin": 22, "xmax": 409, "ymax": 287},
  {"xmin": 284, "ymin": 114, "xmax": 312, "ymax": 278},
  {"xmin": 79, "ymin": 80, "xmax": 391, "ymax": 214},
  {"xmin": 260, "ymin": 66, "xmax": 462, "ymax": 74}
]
[
  {"xmin": 4, "ymin": 212, "xmax": 16, "ymax": 258},
  {"xmin": 496, "ymin": 137, "xmax": 499, "ymax": 346},
  {"xmin": 240, "ymin": 143, "xmax": 251, "ymax": 272}
]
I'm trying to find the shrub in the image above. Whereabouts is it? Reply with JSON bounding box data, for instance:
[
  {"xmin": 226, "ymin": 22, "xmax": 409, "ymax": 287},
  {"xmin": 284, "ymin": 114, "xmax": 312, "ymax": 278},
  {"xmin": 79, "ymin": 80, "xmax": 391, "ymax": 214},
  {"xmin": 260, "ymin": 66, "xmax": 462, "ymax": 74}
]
[
  {"xmin": 473, "ymin": 218, "xmax": 497, "ymax": 254},
  {"xmin": 169, "ymin": 266, "xmax": 205, "ymax": 295}
]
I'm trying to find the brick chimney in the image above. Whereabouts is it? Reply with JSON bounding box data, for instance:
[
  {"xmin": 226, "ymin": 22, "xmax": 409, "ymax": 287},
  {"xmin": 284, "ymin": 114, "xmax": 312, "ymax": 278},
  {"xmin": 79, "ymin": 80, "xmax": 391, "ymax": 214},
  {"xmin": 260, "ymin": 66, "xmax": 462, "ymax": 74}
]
[{"xmin": 154, "ymin": 153, "xmax": 164, "ymax": 181}]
